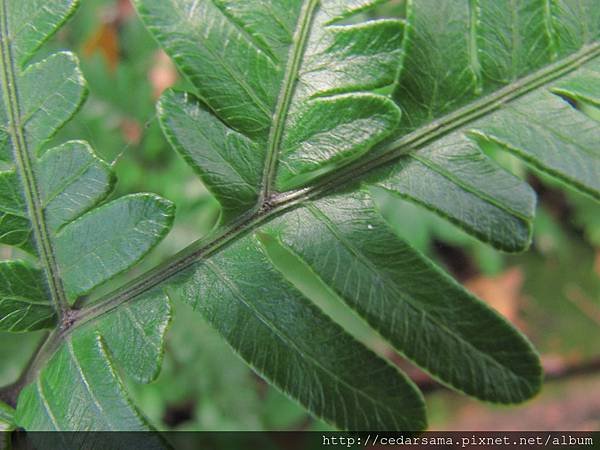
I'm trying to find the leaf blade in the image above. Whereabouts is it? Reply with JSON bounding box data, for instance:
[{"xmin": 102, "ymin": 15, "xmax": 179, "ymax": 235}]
[
  {"xmin": 165, "ymin": 236, "xmax": 427, "ymax": 431},
  {"xmin": 0, "ymin": 261, "xmax": 54, "ymax": 332},
  {"xmin": 158, "ymin": 90, "xmax": 262, "ymax": 220},
  {"xmin": 267, "ymin": 191, "xmax": 542, "ymax": 403},
  {"xmin": 137, "ymin": 0, "xmax": 405, "ymax": 212},
  {"xmin": 372, "ymin": 134, "xmax": 536, "ymax": 252},
  {"xmin": 384, "ymin": 0, "xmax": 600, "ymax": 248},
  {"xmin": 471, "ymin": 88, "xmax": 600, "ymax": 199},
  {"xmin": 16, "ymin": 291, "xmax": 171, "ymax": 434},
  {"xmin": 16, "ymin": 332, "xmax": 153, "ymax": 432},
  {"xmin": 55, "ymin": 194, "xmax": 175, "ymax": 301}
]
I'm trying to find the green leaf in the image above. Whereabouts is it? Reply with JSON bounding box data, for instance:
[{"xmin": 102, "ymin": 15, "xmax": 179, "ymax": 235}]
[
  {"xmin": 0, "ymin": 261, "xmax": 54, "ymax": 332},
  {"xmin": 265, "ymin": 190, "xmax": 541, "ymax": 403},
  {"xmin": 128, "ymin": 0, "xmax": 600, "ymax": 431},
  {"xmin": 9, "ymin": 0, "xmax": 600, "ymax": 435},
  {"xmin": 139, "ymin": 0, "xmax": 405, "ymax": 218},
  {"xmin": 553, "ymin": 59, "xmax": 600, "ymax": 107},
  {"xmin": 15, "ymin": 291, "xmax": 171, "ymax": 432},
  {"xmin": 158, "ymin": 91, "xmax": 263, "ymax": 220},
  {"xmin": 371, "ymin": 134, "xmax": 537, "ymax": 252},
  {"xmin": 55, "ymin": 194, "xmax": 174, "ymax": 301},
  {"xmin": 469, "ymin": 88, "xmax": 600, "ymax": 198},
  {"xmin": 0, "ymin": 400, "xmax": 13, "ymax": 430},
  {"xmin": 93, "ymin": 291, "xmax": 171, "ymax": 385},
  {"xmin": 38, "ymin": 141, "xmax": 115, "ymax": 231},
  {"xmin": 384, "ymin": 0, "xmax": 600, "ymax": 250},
  {"xmin": 0, "ymin": 400, "xmax": 14, "ymax": 450},
  {"xmin": 0, "ymin": 1, "xmax": 174, "ymax": 319},
  {"xmin": 164, "ymin": 237, "xmax": 426, "ymax": 431},
  {"xmin": 5, "ymin": 0, "xmax": 79, "ymax": 66},
  {"xmin": 0, "ymin": 0, "xmax": 173, "ymax": 437},
  {"xmin": 16, "ymin": 333, "xmax": 147, "ymax": 431}
]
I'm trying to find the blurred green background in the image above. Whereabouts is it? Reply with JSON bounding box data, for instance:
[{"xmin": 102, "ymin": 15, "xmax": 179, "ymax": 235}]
[{"xmin": 0, "ymin": 0, "xmax": 599, "ymax": 432}]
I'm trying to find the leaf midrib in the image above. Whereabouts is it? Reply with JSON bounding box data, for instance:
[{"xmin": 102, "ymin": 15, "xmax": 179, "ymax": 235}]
[
  {"xmin": 66, "ymin": 338, "xmax": 115, "ymax": 430},
  {"xmin": 260, "ymin": 0, "xmax": 319, "ymax": 200},
  {"xmin": 306, "ymin": 203, "xmax": 531, "ymax": 389},
  {"xmin": 0, "ymin": 0, "xmax": 70, "ymax": 319},
  {"xmin": 468, "ymin": 0, "xmax": 482, "ymax": 93},
  {"xmin": 35, "ymin": 379, "xmax": 61, "ymax": 430},
  {"xmin": 409, "ymin": 153, "xmax": 531, "ymax": 221},
  {"xmin": 27, "ymin": 36, "xmax": 600, "ymax": 380},
  {"xmin": 205, "ymin": 259, "xmax": 405, "ymax": 427},
  {"xmin": 0, "ymin": 296, "xmax": 50, "ymax": 306},
  {"xmin": 81, "ymin": 40, "xmax": 600, "ymax": 322}
]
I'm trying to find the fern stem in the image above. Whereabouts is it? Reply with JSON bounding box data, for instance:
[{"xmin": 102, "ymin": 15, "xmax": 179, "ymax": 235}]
[
  {"xmin": 31, "ymin": 39, "xmax": 600, "ymax": 360},
  {"xmin": 0, "ymin": 0, "xmax": 70, "ymax": 320}
]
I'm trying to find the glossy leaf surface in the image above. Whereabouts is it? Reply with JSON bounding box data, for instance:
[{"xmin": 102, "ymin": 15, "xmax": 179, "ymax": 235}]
[
  {"xmin": 4, "ymin": 0, "xmax": 600, "ymax": 435},
  {"xmin": 134, "ymin": 0, "xmax": 600, "ymax": 431},
  {"xmin": 165, "ymin": 237, "xmax": 426, "ymax": 431},
  {"xmin": 0, "ymin": 0, "xmax": 173, "ymax": 436},
  {"xmin": 384, "ymin": 0, "xmax": 600, "ymax": 251},
  {"xmin": 139, "ymin": 0, "xmax": 405, "ymax": 218},
  {"xmin": 16, "ymin": 291, "xmax": 171, "ymax": 431},
  {"xmin": 266, "ymin": 191, "xmax": 541, "ymax": 403}
]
